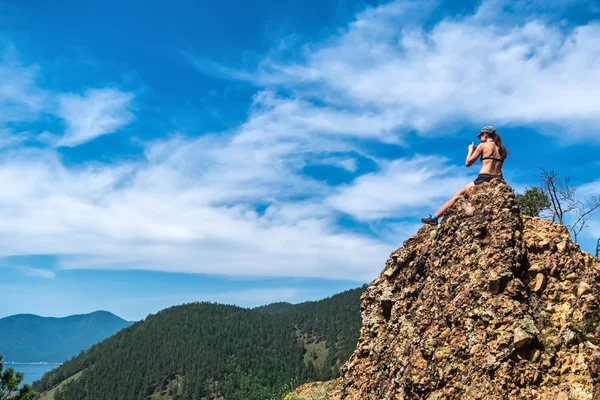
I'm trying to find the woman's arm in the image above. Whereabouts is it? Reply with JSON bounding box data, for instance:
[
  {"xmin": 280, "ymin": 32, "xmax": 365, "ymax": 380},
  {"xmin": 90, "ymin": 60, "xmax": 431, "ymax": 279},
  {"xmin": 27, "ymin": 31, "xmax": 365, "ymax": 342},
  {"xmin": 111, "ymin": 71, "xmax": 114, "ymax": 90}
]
[{"xmin": 465, "ymin": 142, "xmax": 485, "ymax": 167}]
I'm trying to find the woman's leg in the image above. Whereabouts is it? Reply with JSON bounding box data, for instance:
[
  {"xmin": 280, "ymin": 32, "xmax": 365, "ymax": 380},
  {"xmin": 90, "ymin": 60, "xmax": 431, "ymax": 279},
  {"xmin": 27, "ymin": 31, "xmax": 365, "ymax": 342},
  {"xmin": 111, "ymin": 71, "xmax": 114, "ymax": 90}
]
[{"xmin": 434, "ymin": 182, "xmax": 475, "ymax": 218}]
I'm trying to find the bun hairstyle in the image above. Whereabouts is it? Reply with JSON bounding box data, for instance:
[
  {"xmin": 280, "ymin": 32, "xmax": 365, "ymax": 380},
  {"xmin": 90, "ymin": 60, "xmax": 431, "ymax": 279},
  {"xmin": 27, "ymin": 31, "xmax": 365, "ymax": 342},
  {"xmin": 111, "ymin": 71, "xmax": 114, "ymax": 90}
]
[{"xmin": 479, "ymin": 126, "xmax": 508, "ymax": 160}]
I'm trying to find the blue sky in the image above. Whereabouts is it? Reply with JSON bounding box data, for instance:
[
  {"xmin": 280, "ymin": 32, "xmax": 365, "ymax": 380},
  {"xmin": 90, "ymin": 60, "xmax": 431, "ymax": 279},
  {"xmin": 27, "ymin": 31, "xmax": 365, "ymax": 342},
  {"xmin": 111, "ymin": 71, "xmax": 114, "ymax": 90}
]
[{"xmin": 0, "ymin": 0, "xmax": 599, "ymax": 321}]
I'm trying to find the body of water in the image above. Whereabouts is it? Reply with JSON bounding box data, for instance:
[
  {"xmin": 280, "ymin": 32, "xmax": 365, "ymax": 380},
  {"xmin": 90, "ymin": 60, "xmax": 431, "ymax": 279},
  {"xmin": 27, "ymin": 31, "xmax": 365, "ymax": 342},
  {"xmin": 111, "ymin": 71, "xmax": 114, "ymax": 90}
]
[{"xmin": 4, "ymin": 363, "xmax": 61, "ymax": 386}]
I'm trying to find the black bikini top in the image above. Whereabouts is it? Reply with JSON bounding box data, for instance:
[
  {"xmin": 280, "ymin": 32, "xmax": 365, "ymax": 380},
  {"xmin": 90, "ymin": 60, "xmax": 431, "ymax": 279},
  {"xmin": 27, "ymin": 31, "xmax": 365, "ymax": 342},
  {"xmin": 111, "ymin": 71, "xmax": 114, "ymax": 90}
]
[{"xmin": 481, "ymin": 156, "xmax": 504, "ymax": 163}]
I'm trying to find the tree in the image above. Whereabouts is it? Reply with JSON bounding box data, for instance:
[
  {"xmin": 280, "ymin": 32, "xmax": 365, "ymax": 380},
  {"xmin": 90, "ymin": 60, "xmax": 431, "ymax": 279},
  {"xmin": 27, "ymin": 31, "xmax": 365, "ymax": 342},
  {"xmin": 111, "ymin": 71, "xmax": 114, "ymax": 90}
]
[
  {"xmin": 539, "ymin": 168, "xmax": 600, "ymax": 242},
  {"xmin": 0, "ymin": 355, "xmax": 36, "ymax": 400},
  {"xmin": 515, "ymin": 186, "xmax": 550, "ymax": 217}
]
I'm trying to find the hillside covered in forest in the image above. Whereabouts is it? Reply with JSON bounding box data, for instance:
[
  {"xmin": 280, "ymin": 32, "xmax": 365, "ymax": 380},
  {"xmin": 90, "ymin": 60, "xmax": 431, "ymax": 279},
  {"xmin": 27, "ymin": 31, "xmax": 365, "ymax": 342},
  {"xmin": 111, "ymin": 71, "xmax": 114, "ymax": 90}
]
[{"xmin": 32, "ymin": 286, "xmax": 366, "ymax": 400}]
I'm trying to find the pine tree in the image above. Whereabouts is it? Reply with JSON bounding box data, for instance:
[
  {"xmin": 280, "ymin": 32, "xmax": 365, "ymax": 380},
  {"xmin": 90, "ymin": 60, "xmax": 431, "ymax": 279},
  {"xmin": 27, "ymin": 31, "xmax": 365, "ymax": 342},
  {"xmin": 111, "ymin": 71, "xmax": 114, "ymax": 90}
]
[{"xmin": 0, "ymin": 355, "xmax": 36, "ymax": 400}]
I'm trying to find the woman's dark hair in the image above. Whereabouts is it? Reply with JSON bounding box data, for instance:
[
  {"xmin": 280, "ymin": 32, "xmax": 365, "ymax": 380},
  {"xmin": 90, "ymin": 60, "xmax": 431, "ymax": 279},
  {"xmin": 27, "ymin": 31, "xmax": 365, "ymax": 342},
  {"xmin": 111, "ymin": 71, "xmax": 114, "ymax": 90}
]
[{"xmin": 487, "ymin": 130, "xmax": 508, "ymax": 160}]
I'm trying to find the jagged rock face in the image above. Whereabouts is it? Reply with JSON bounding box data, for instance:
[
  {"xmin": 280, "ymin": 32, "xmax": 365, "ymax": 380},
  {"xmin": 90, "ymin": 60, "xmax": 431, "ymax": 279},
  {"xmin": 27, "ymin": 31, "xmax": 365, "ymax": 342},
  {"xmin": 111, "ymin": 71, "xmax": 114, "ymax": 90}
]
[{"xmin": 339, "ymin": 180, "xmax": 600, "ymax": 400}]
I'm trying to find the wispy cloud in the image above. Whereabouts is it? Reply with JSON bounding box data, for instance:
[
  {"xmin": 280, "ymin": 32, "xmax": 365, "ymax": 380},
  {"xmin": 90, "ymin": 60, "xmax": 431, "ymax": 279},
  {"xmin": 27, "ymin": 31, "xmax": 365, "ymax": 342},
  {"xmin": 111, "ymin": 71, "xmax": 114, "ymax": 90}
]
[
  {"xmin": 326, "ymin": 156, "xmax": 471, "ymax": 220},
  {"xmin": 580, "ymin": 180, "xmax": 600, "ymax": 197},
  {"xmin": 17, "ymin": 266, "xmax": 56, "ymax": 279},
  {"xmin": 0, "ymin": 131, "xmax": 402, "ymax": 281},
  {"xmin": 55, "ymin": 88, "xmax": 135, "ymax": 147},
  {"xmin": 0, "ymin": 47, "xmax": 48, "ymax": 123},
  {"xmin": 0, "ymin": 128, "xmax": 32, "ymax": 149},
  {"xmin": 0, "ymin": 48, "xmax": 135, "ymax": 148},
  {"xmin": 190, "ymin": 1, "xmax": 600, "ymax": 140},
  {"xmin": 315, "ymin": 156, "xmax": 358, "ymax": 173},
  {"xmin": 183, "ymin": 51, "xmax": 255, "ymax": 82}
]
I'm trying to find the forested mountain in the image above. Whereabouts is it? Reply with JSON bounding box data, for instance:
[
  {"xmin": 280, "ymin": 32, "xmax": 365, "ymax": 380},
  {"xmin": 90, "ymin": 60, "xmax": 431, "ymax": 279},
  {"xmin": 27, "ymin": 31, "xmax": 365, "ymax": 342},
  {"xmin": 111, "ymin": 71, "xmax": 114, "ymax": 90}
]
[
  {"xmin": 0, "ymin": 311, "xmax": 132, "ymax": 362},
  {"xmin": 32, "ymin": 286, "xmax": 366, "ymax": 400}
]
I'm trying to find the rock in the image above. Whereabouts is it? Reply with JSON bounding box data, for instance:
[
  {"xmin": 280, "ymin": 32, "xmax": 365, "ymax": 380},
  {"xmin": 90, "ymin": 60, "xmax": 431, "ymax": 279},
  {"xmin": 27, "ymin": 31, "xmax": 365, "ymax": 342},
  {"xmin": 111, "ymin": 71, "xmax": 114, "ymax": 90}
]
[
  {"xmin": 528, "ymin": 263, "xmax": 544, "ymax": 272},
  {"xmin": 488, "ymin": 279, "xmax": 501, "ymax": 294},
  {"xmin": 505, "ymin": 279, "xmax": 526, "ymax": 297},
  {"xmin": 556, "ymin": 392, "xmax": 569, "ymax": 400},
  {"xmin": 381, "ymin": 289, "xmax": 393, "ymax": 301},
  {"xmin": 465, "ymin": 204, "xmax": 476, "ymax": 216},
  {"xmin": 286, "ymin": 379, "xmax": 343, "ymax": 400},
  {"xmin": 533, "ymin": 273, "xmax": 546, "ymax": 292},
  {"xmin": 581, "ymin": 294, "xmax": 596, "ymax": 304},
  {"xmin": 566, "ymin": 272, "xmax": 578, "ymax": 281},
  {"xmin": 563, "ymin": 329, "xmax": 578, "ymax": 346},
  {"xmin": 577, "ymin": 281, "xmax": 592, "ymax": 297},
  {"xmin": 556, "ymin": 241, "xmax": 567, "ymax": 253},
  {"xmin": 514, "ymin": 327, "xmax": 533, "ymax": 349},
  {"xmin": 532, "ymin": 370, "xmax": 541, "ymax": 384}
]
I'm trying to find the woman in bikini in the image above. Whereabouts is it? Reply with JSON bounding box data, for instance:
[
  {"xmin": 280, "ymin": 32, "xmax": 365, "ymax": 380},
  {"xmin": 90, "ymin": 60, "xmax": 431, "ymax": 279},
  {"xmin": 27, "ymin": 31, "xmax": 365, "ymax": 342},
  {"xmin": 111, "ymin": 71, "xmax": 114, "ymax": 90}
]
[{"xmin": 421, "ymin": 126, "xmax": 508, "ymax": 226}]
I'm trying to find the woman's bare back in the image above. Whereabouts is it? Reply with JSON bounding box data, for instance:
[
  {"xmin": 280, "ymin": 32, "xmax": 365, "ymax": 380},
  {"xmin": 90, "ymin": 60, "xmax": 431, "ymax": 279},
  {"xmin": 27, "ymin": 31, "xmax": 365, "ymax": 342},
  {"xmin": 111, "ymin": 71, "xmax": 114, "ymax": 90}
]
[{"xmin": 479, "ymin": 142, "xmax": 503, "ymax": 175}]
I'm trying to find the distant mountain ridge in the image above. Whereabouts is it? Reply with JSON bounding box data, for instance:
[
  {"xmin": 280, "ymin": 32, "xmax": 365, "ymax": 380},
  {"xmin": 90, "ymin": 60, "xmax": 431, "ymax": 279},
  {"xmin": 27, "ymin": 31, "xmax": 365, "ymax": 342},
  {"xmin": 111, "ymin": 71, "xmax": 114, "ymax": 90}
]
[{"xmin": 0, "ymin": 310, "xmax": 132, "ymax": 362}]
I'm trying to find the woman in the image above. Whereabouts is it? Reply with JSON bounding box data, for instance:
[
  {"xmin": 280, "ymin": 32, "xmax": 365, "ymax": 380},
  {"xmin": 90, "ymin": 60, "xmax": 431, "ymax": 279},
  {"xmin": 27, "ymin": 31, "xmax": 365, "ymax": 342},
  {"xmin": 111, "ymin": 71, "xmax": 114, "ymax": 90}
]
[{"xmin": 421, "ymin": 126, "xmax": 508, "ymax": 226}]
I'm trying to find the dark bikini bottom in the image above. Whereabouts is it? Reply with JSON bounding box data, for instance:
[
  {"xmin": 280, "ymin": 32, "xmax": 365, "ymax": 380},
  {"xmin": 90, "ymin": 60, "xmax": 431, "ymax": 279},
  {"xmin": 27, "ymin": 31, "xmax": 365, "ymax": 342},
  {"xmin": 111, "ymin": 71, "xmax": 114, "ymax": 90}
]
[{"xmin": 474, "ymin": 173, "xmax": 504, "ymax": 185}]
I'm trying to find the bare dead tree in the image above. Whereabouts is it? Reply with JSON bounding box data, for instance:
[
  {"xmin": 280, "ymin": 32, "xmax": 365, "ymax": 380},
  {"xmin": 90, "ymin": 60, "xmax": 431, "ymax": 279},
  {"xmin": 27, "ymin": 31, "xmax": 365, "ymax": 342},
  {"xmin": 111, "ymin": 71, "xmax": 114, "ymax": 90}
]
[{"xmin": 539, "ymin": 168, "xmax": 600, "ymax": 243}]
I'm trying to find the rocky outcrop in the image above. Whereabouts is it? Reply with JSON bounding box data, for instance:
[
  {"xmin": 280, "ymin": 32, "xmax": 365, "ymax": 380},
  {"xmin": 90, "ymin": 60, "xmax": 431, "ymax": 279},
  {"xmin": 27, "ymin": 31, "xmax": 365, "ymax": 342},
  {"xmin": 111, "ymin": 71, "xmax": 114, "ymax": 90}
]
[
  {"xmin": 284, "ymin": 379, "xmax": 343, "ymax": 400},
  {"xmin": 292, "ymin": 180, "xmax": 600, "ymax": 400}
]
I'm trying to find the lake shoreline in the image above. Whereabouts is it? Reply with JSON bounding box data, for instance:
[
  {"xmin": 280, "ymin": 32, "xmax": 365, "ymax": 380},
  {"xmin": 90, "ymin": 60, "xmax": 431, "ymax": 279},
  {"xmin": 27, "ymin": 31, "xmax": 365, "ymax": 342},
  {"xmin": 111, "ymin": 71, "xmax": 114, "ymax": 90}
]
[{"xmin": 6, "ymin": 363, "xmax": 63, "ymax": 387}]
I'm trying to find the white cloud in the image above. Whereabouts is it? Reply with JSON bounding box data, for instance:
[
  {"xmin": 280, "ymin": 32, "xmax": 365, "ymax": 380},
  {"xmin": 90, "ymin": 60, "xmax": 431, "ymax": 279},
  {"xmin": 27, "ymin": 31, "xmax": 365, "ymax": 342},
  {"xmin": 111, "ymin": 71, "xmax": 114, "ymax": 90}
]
[{"xmin": 56, "ymin": 88, "xmax": 135, "ymax": 147}]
